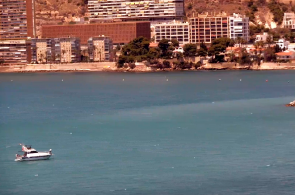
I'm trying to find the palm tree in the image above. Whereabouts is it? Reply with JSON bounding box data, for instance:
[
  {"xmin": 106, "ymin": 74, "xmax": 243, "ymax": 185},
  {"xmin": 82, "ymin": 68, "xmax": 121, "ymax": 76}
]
[
  {"xmin": 39, "ymin": 53, "xmax": 45, "ymax": 64},
  {"xmin": 61, "ymin": 49, "xmax": 66, "ymax": 63}
]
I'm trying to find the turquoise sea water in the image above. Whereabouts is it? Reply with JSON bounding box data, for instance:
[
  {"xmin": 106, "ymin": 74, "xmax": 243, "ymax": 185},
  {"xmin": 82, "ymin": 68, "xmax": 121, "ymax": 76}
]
[{"xmin": 1, "ymin": 71, "xmax": 295, "ymax": 195}]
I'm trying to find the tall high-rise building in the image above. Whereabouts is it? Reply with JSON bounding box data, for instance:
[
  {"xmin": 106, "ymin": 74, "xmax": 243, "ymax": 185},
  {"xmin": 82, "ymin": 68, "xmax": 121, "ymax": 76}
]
[
  {"xmin": 0, "ymin": 0, "xmax": 36, "ymax": 64},
  {"xmin": 0, "ymin": 0, "xmax": 36, "ymax": 39},
  {"xmin": 88, "ymin": 0, "xmax": 184, "ymax": 22}
]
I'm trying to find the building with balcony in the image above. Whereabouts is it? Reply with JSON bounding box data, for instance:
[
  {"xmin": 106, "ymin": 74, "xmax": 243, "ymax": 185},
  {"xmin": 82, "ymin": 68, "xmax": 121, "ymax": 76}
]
[
  {"xmin": 0, "ymin": 39, "xmax": 31, "ymax": 64},
  {"xmin": 56, "ymin": 37, "xmax": 81, "ymax": 63},
  {"xmin": 189, "ymin": 13, "xmax": 229, "ymax": 44},
  {"xmin": 283, "ymin": 13, "xmax": 295, "ymax": 29},
  {"xmin": 0, "ymin": 0, "xmax": 36, "ymax": 64},
  {"xmin": 229, "ymin": 13, "xmax": 249, "ymax": 41},
  {"xmin": 88, "ymin": 36, "xmax": 113, "ymax": 62},
  {"xmin": 88, "ymin": 0, "xmax": 184, "ymax": 22},
  {"xmin": 31, "ymin": 37, "xmax": 81, "ymax": 63},
  {"xmin": 42, "ymin": 22, "xmax": 151, "ymax": 45},
  {"xmin": 31, "ymin": 38, "xmax": 55, "ymax": 63},
  {"xmin": 153, "ymin": 21, "xmax": 189, "ymax": 44},
  {"xmin": 0, "ymin": 0, "xmax": 36, "ymax": 39}
]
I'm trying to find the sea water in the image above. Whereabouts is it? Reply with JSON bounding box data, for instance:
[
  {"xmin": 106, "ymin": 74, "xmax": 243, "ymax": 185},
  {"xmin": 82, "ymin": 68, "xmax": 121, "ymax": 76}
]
[{"xmin": 1, "ymin": 71, "xmax": 295, "ymax": 195}]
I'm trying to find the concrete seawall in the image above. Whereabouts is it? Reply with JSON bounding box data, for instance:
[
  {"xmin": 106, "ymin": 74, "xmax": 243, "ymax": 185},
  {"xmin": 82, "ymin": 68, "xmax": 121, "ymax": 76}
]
[
  {"xmin": 2, "ymin": 62, "xmax": 295, "ymax": 73},
  {"xmin": 0, "ymin": 62, "xmax": 117, "ymax": 72}
]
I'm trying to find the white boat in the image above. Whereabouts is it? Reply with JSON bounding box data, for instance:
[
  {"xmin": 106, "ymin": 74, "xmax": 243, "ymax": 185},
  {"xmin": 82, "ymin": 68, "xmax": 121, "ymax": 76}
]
[{"xmin": 15, "ymin": 144, "xmax": 53, "ymax": 162}]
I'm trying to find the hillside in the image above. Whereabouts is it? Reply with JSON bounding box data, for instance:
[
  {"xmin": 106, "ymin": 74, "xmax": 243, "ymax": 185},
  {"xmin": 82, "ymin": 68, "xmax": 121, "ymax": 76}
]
[
  {"xmin": 35, "ymin": 0, "xmax": 88, "ymax": 37},
  {"xmin": 35, "ymin": 0, "xmax": 295, "ymax": 37},
  {"xmin": 184, "ymin": 0, "xmax": 295, "ymax": 29}
]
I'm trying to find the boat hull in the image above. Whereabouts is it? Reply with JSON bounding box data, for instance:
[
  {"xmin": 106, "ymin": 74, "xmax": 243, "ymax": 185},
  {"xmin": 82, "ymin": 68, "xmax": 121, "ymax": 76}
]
[{"xmin": 15, "ymin": 155, "xmax": 52, "ymax": 162}]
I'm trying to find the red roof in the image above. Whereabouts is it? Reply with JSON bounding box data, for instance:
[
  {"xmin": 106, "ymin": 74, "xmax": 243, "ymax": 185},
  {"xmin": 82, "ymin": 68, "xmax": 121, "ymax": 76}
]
[{"xmin": 276, "ymin": 51, "xmax": 294, "ymax": 56}]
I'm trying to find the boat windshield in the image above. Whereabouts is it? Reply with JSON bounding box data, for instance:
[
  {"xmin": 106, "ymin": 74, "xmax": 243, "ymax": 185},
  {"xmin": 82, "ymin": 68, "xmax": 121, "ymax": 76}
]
[{"xmin": 28, "ymin": 151, "xmax": 38, "ymax": 153}]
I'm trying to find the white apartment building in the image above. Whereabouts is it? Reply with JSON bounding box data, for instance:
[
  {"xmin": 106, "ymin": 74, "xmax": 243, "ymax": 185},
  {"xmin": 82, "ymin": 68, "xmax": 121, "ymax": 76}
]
[
  {"xmin": 229, "ymin": 13, "xmax": 249, "ymax": 42},
  {"xmin": 88, "ymin": 0, "xmax": 184, "ymax": 22},
  {"xmin": 153, "ymin": 21, "xmax": 189, "ymax": 44},
  {"xmin": 283, "ymin": 13, "xmax": 295, "ymax": 29}
]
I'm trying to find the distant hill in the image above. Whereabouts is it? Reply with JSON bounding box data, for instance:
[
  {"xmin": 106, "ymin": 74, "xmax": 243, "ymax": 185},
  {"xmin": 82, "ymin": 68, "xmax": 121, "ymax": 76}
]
[
  {"xmin": 35, "ymin": 0, "xmax": 88, "ymax": 37},
  {"xmin": 184, "ymin": 0, "xmax": 295, "ymax": 29}
]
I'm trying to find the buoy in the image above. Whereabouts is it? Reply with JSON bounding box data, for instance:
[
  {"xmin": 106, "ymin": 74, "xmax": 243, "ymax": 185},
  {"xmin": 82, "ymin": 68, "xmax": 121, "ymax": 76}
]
[
  {"xmin": 166, "ymin": 79, "xmax": 168, "ymax": 81},
  {"xmin": 62, "ymin": 79, "xmax": 63, "ymax": 82},
  {"xmin": 266, "ymin": 80, "xmax": 268, "ymax": 82},
  {"xmin": 11, "ymin": 80, "xmax": 13, "ymax": 82},
  {"xmin": 123, "ymin": 79, "xmax": 124, "ymax": 81},
  {"xmin": 70, "ymin": 132, "xmax": 72, "ymax": 135},
  {"xmin": 240, "ymin": 79, "xmax": 242, "ymax": 81},
  {"xmin": 219, "ymin": 79, "xmax": 221, "ymax": 81}
]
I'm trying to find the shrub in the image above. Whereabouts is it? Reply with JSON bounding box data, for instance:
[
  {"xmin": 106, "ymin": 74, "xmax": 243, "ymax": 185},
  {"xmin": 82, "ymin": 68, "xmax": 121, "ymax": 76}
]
[
  {"xmin": 163, "ymin": 60, "xmax": 171, "ymax": 68},
  {"xmin": 194, "ymin": 61, "xmax": 202, "ymax": 69}
]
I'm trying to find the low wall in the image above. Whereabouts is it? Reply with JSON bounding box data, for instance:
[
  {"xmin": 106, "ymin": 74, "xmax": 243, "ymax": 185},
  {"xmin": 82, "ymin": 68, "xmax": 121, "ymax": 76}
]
[
  {"xmin": 202, "ymin": 62, "xmax": 250, "ymax": 69},
  {"xmin": 254, "ymin": 63, "xmax": 295, "ymax": 70},
  {"xmin": 0, "ymin": 62, "xmax": 116, "ymax": 72}
]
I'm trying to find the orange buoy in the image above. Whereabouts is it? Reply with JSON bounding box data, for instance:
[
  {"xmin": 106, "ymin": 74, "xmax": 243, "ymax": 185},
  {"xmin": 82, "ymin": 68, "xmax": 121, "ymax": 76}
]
[{"xmin": 266, "ymin": 80, "xmax": 268, "ymax": 82}]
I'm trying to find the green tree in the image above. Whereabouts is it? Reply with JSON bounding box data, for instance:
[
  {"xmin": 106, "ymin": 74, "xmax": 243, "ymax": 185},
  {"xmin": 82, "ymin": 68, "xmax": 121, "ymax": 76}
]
[
  {"xmin": 197, "ymin": 48, "xmax": 207, "ymax": 57},
  {"xmin": 147, "ymin": 47, "xmax": 160, "ymax": 62},
  {"xmin": 238, "ymin": 48, "xmax": 252, "ymax": 65},
  {"xmin": 163, "ymin": 60, "xmax": 171, "ymax": 68},
  {"xmin": 183, "ymin": 43, "xmax": 197, "ymax": 57},
  {"xmin": 264, "ymin": 47, "xmax": 277, "ymax": 62},
  {"xmin": 266, "ymin": 36, "xmax": 273, "ymax": 47},
  {"xmin": 118, "ymin": 36, "xmax": 150, "ymax": 65},
  {"xmin": 121, "ymin": 36, "xmax": 149, "ymax": 58},
  {"xmin": 171, "ymin": 39, "xmax": 179, "ymax": 47},
  {"xmin": 200, "ymin": 42, "xmax": 208, "ymax": 51},
  {"xmin": 158, "ymin": 39, "xmax": 172, "ymax": 58}
]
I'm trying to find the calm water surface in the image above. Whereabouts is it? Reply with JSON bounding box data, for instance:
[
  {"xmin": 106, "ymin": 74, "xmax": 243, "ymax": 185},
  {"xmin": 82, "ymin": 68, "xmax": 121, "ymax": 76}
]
[{"xmin": 1, "ymin": 71, "xmax": 295, "ymax": 195}]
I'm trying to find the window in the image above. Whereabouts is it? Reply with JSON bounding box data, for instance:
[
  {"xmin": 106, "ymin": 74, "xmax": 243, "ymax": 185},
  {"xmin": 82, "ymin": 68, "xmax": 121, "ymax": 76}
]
[{"xmin": 29, "ymin": 151, "xmax": 38, "ymax": 153}]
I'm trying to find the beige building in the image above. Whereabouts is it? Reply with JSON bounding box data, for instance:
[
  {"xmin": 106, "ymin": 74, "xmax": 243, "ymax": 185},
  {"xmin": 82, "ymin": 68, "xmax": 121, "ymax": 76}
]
[
  {"xmin": 283, "ymin": 13, "xmax": 295, "ymax": 29},
  {"xmin": 189, "ymin": 13, "xmax": 229, "ymax": 43},
  {"xmin": 88, "ymin": 36, "xmax": 113, "ymax": 62},
  {"xmin": 31, "ymin": 38, "xmax": 80, "ymax": 63},
  {"xmin": 36, "ymin": 42, "xmax": 47, "ymax": 63}
]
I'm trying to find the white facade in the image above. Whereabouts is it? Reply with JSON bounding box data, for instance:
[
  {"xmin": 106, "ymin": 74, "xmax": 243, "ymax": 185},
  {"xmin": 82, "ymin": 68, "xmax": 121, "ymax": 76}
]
[
  {"xmin": 276, "ymin": 38, "xmax": 290, "ymax": 50},
  {"xmin": 229, "ymin": 13, "xmax": 249, "ymax": 42},
  {"xmin": 153, "ymin": 22, "xmax": 189, "ymax": 44},
  {"xmin": 255, "ymin": 32, "xmax": 269, "ymax": 42},
  {"xmin": 88, "ymin": 0, "xmax": 184, "ymax": 22},
  {"xmin": 283, "ymin": 13, "xmax": 295, "ymax": 29}
]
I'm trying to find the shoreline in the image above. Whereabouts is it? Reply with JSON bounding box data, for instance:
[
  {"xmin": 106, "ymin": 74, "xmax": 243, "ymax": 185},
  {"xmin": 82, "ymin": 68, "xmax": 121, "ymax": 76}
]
[{"xmin": 1, "ymin": 62, "xmax": 295, "ymax": 73}]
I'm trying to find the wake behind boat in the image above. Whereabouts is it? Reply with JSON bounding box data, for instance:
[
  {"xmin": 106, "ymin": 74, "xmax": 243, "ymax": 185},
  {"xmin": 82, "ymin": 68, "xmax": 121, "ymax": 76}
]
[{"xmin": 15, "ymin": 144, "xmax": 52, "ymax": 162}]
